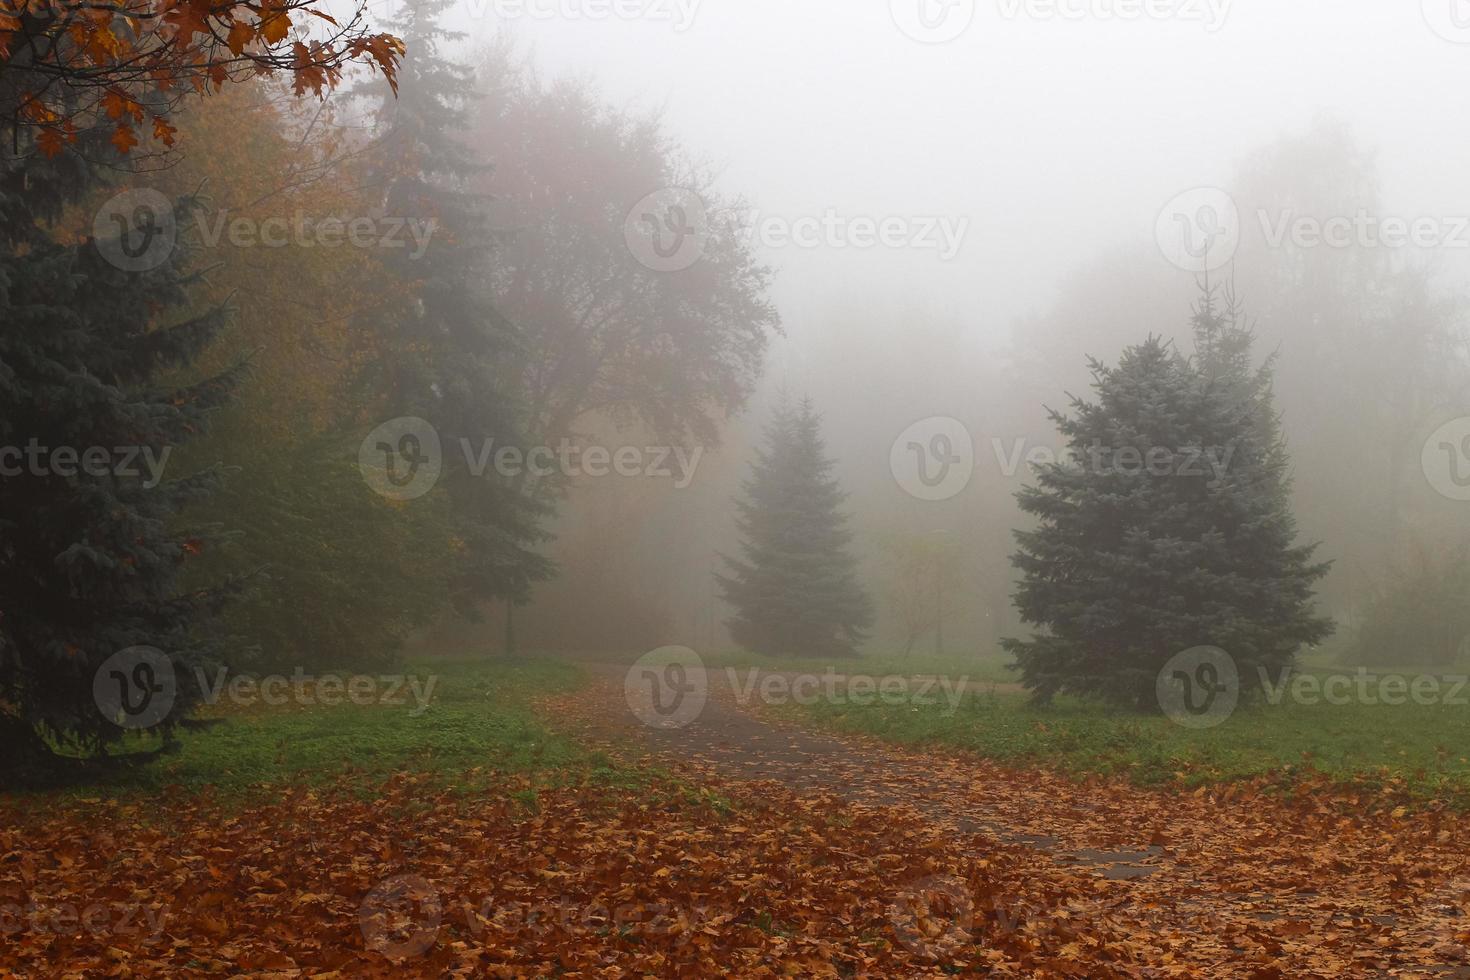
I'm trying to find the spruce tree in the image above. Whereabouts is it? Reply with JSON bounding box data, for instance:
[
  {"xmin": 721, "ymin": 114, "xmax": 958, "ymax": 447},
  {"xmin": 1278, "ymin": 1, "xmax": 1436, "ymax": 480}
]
[
  {"xmin": 1003, "ymin": 289, "xmax": 1333, "ymax": 707},
  {"xmin": 718, "ymin": 398, "xmax": 874, "ymax": 658},
  {"xmin": 0, "ymin": 138, "xmax": 239, "ymax": 773},
  {"xmin": 352, "ymin": 0, "xmax": 552, "ymax": 620}
]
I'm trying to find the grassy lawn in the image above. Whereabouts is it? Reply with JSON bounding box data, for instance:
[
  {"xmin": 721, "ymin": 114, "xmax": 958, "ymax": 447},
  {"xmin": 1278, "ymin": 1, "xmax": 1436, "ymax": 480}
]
[
  {"xmin": 567, "ymin": 646, "xmax": 1022, "ymax": 685},
  {"xmin": 704, "ymin": 650, "xmax": 1020, "ymax": 685},
  {"xmin": 543, "ymin": 645, "xmax": 1470, "ymax": 804},
  {"xmin": 52, "ymin": 644, "xmax": 1470, "ymax": 809},
  {"xmin": 22, "ymin": 657, "xmax": 631, "ymax": 803},
  {"xmin": 782, "ymin": 675, "xmax": 1470, "ymax": 805}
]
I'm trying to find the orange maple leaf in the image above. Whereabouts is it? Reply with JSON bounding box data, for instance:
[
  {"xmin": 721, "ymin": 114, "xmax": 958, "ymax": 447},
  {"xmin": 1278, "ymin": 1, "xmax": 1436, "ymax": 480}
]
[
  {"xmin": 110, "ymin": 122, "xmax": 139, "ymax": 154},
  {"xmin": 152, "ymin": 115, "xmax": 177, "ymax": 147},
  {"xmin": 101, "ymin": 88, "xmax": 144, "ymax": 122},
  {"xmin": 260, "ymin": 11, "xmax": 291, "ymax": 45},
  {"xmin": 36, "ymin": 129, "xmax": 66, "ymax": 158},
  {"xmin": 226, "ymin": 19, "xmax": 252, "ymax": 56},
  {"xmin": 163, "ymin": 0, "xmax": 213, "ymax": 45}
]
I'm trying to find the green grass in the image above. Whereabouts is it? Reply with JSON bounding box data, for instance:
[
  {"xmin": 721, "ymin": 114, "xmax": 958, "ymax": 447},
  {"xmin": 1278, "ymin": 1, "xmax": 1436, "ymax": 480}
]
[
  {"xmin": 781, "ymin": 673, "xmax": 1470, "ymax": 807},
  {"xmin": 705, "ymin": 650, "xmax": 1020, "ymax": 685},
  {"xmin": 63, "ymin": 643, "xmax": 1467, "ymax": 811},
  {"xmin": 566, "ymin": 647, "xmax": 1021, "ymax": 686},
  {"xmin": 30, "ymin": 657, "xmax": 631, "ymax": 803}
]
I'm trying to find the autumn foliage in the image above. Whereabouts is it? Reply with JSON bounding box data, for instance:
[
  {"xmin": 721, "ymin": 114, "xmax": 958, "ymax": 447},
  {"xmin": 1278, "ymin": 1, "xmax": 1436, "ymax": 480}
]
[{"xmin": 0, "ymin": 0, "xmax": 402, "ymax": 155}]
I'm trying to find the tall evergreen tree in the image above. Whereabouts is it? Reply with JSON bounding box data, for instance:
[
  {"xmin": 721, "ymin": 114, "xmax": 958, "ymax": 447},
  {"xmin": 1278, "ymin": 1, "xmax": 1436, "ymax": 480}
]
[
  {"xmin": 718, "ymin": 398, "xmax": 874, "ymax": 658},
  {"xmin": 0, "ymin": 135, "xmax": 240, "ymax": 773},
  {"xmin": 353, "ymin": 0, "xmax": 552, "ymax": 622},
  {"xmin": 1003, "ymin": 289, "xmax": 1333, "ymax": 707},
  {"xmin": 1190, "ymin": 281, "xmax": 1286, "ymax": 481}
]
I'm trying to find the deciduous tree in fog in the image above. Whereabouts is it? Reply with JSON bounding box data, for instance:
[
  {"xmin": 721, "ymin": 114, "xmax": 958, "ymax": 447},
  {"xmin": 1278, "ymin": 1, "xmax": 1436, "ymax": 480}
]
[
  {"xmin": 718, "ymin": 398, "xmax": 873, "ymax": 658},
  {"xmin": 157, "ymin": 85, "xmax": 457, "ymax": 673},
  {"xmin": 470, "ymin": 47, "xmax": 780, "ymax": 452},
  {"xmin": 1003, "ymin": 291, "xmax": 1333, "ymax": 707},
  {"xmin": 466, "ymin": 46, "xmax": 780, "ymax": 644},
  {"xmin": 878, "ymin": 528, "xmax": 971, "ymax": 658}
]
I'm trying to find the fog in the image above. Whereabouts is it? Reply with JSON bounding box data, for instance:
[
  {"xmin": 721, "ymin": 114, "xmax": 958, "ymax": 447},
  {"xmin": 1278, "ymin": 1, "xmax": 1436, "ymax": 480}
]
[
  {"xmin": 13, "ymin": 2, "xmax": 1470, "ymax": 963},
  {"xmin": 449, "ymin": 0, "xmax": 1470, "ymax": 328},
  {"xmin": 386, "ymin": 1, "xmax": 1470, "ymax": 658}
]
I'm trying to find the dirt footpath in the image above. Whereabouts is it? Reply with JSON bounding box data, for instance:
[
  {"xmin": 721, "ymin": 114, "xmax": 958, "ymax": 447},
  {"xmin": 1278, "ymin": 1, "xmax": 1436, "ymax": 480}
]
[{"xmin": 542, "ymin": 663, "xmax": 1470, "ymax": 978}]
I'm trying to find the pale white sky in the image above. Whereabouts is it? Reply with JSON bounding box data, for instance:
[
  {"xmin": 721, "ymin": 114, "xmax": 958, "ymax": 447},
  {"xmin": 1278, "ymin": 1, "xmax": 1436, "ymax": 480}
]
[
  {"xmin": 328, "ymin": 0, "xmax": 1470, "ymax": 639},
  {"xmin": 350, "ymin": 0, "xmax": 1470, "ymax": 353}
]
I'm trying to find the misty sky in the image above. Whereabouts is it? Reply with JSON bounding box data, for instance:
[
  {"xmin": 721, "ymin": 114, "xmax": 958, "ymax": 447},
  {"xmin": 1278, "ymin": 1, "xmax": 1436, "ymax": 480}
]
[
  {"xmin": 351, "ymin": 0, "xmax": 1470, "ymax": 363},
  {"xmin": 327, "ymin": 0, "xmax": 1470, "ymax": 647}
]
